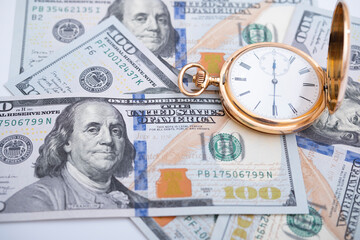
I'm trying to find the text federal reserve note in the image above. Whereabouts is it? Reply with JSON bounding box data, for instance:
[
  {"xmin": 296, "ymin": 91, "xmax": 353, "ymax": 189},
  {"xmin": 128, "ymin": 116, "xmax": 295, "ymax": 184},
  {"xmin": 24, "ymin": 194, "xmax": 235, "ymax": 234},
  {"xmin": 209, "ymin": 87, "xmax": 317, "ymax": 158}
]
[
  {"xmin": 0, "ymin": 94, "xmax": 307, "ymax": 222},
  {"xmin": 283, "ymin": 5, "xmax": 360, "ymax": 151},
  {"xmin": 6, "ymin": 16, "xmax": 179, "ymax": 96},
  {"xmin": 211, "ymin": 138, "xmax": 360, "ymax": 240},
  {"xmin": 131, "ymin": 215, "xmax": 217, "ymax": 240},
  {"xmin": 9, "ymin": 0, "xmax": 316, "ymax": 78}
]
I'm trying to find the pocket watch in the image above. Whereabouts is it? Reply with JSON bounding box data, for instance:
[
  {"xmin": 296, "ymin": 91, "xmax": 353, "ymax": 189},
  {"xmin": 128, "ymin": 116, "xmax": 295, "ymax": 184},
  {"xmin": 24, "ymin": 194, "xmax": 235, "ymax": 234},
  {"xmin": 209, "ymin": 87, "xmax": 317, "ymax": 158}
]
[{"xmin": 178, "ymin": 1, "xmax": 350, "ymax": 134}]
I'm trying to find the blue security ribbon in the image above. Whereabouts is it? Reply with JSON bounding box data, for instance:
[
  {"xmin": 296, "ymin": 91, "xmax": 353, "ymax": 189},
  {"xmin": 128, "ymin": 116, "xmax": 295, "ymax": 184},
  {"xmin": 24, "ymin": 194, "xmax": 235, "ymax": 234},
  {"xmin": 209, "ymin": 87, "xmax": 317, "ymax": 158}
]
[{"xmin": 296, "ymin": 135, "xmax": 334, "ymax": 156}]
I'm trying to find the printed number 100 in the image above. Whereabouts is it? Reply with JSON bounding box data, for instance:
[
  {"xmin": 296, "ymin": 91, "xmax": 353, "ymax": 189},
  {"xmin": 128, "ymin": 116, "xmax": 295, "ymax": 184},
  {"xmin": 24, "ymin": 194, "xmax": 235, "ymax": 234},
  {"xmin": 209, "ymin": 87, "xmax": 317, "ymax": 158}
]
[{"xmin": 224, "ymin": 186, "xmax": 281, "ymax": 200}]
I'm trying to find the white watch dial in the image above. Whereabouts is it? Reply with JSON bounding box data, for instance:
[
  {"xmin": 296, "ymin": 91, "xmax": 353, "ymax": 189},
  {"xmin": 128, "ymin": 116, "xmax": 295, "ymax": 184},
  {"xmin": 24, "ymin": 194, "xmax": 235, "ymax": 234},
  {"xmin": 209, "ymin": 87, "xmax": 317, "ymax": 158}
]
[{"xmin": 229, "ymin": 46, "xmax": 321, "ymax": 120}]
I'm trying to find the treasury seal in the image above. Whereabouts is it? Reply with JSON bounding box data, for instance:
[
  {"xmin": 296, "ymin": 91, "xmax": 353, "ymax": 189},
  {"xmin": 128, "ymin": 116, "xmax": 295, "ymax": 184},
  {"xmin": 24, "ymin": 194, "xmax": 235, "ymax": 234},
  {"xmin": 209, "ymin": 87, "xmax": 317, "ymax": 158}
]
[
  {"xmin": 209, "ymin": 133, "xmax": 242, "ymax": 161},
  {"xmin": 0, "ymin": 135, "xmax": 33, "ymax": 165},
  {"xmin": 52, "ymin": 19, "xmax": 85, "ymax": 43},
  {"xmin": 287, "ymin": 206, "xmax": 322, "ymax": 237},
  {"xmin": 242, "ymin": 24, "xmax": 272, "ymax": 45},
  {"xmin": 79, "ymin": 66, "xmax": 113, "ymax": 93},
  {"xmin": 350, "ymin": 45, "xmax": 360, "ymax": 70}
]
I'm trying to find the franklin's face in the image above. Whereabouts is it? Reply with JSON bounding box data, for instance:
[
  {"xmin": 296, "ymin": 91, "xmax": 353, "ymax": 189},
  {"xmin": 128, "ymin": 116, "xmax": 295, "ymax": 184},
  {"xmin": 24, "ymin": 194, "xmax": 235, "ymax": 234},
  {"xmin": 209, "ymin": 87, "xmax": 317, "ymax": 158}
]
[
  {"xmin": 313, "ymin": 99, "xmax": 360, "ymax": 145},
  {"xmin": 64, "ymin": 102, "xmax": 126, "ymax": 182},
  {"xmin": 121, "ymin": 0, "xmax": 170, "ymax": 56}
]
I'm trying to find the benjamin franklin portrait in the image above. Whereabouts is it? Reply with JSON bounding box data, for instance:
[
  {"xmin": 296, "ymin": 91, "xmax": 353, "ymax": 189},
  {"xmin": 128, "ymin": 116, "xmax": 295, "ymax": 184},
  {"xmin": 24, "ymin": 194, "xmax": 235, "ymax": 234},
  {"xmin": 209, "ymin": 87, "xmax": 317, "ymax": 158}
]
[
  {"xmin": 298, "ymin": 77, "xmax": 360, "ymax": 147},
  {"xmin": 100, "ymin": 0, "xmax": 194, "ymax": 86},
  {"xmin": 4, "ymin": 99, "xmax": 148, "ymax": 212},
  {"xmin": 102, "ymin": 0, "xmax": 178, "ymax": 59}
]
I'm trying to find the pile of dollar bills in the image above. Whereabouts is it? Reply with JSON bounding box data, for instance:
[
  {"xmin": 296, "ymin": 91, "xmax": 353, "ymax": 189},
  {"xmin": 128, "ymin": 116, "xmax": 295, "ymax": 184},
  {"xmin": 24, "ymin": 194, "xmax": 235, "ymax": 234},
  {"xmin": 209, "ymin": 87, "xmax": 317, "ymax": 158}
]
[{"xmin": 0, "ymin": 0, "xmax": 359, "ymax": 239}]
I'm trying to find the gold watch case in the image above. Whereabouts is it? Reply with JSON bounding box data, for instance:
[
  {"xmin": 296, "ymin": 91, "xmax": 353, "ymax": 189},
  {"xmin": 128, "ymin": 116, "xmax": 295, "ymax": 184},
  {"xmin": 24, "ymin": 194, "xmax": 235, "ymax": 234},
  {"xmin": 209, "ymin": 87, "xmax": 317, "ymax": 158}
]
[{"xmin": 178, "ymin": 1, "xmax": 350, "ymax": 135}]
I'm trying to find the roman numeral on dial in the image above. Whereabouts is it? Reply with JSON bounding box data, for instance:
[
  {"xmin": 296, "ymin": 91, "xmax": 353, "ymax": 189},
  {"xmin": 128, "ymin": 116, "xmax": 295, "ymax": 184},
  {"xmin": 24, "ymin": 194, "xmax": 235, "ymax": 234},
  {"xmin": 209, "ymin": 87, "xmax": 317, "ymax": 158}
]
[
  {"xmin": 299, "ymin": 67, "xmax": 310, "ymax": 75},
  {"xmin": 299, "ymin": 96, "xmax": 311, "ymax": 102},
  {"xmin": 289, "ymin": 56, "xmax": 296, "ymax": 64},
  {"xmin": 240, "ymin": 62, "xmax": 251, "ymax": 70},
  {"xmin": 254, "ymin": 101, "xmax": 261, "ymax": 110},
  {"xmin": 272, "ymin": 105, "xmax": 278, "ymax": 116},
  {"xmin": 234, "ymin": 77, "xmax": 247, "ymax": 81},
  {"xmin": 239, "ymin": 90, "xmax": 250, "ymax": 96},
  {"xmin": 288, "ymin": 103, "xmax": 297, "ymax": 114}
]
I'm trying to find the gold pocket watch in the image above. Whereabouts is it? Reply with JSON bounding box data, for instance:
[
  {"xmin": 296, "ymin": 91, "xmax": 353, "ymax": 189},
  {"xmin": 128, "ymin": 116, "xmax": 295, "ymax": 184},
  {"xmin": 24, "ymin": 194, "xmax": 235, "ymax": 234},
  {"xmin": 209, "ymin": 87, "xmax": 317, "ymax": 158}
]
[{"xmin": 178, "ymin": 1, "xmax": 350, "ymax": 134}]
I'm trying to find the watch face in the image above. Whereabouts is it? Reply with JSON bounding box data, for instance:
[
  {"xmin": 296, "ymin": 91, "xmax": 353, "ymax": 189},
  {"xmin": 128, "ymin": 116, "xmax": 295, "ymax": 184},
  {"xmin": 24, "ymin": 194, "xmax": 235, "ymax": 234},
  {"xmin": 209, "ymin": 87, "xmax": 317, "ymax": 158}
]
[{"xmin": 228, "ymin": 46, "xmax": 321, "ymax": 120}]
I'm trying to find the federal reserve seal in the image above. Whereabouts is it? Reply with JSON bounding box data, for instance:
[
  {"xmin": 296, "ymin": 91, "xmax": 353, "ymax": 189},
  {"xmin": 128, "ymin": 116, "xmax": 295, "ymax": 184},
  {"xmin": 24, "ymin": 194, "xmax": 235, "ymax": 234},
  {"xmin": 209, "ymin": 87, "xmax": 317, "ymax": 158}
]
[
  {"xmin": 79, "ymin": 66, "xmax": 113, "ymax": 93},
  {"xmin": 209, "ymin": 133, "xmax": 242, "ymax": 161},
  {"xmin": 350, "ymin": 45, "xmax": 360, "ymax": 70},
  {"xmin": 242, "ymin": 24, "xmax": 272, "ymax": 44},
  {"xmin": 52, "ymin": 19, "xmax": 85, "ymax": 43},
  {"xmin": 287, "ymin": 206, "xmax": 322, "ymax": 237},
  {"xmin": 0, "ymin": 135, "xmax": 33, "ymax": 165}
]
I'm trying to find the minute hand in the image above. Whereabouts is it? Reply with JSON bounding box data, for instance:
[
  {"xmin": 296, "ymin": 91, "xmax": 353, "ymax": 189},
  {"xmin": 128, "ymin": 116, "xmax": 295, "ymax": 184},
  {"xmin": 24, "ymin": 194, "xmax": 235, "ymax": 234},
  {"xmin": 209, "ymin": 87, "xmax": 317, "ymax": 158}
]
[{"xmin": 272, "ymin": 59, "xmax": 278, "ymax": 117}]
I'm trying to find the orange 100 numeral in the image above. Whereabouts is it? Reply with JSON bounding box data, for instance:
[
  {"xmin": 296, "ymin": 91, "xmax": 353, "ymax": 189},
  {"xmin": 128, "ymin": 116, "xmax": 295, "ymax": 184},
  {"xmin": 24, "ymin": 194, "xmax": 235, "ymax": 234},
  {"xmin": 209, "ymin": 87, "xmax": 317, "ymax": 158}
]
[{"xmin": 224, "ymin": 186, "xmax": 281, "ymax": 200}]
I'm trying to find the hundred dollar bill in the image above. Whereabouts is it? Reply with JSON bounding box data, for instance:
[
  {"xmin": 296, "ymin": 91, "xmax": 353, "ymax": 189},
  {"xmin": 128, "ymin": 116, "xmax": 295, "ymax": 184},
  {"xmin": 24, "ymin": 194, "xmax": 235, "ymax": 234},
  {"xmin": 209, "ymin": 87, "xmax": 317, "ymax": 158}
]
[
  {"xmin": 283, "ymin": 5, "xmax": 360, "ymax": 151},
  {"xmin": 6, "ymin": 16, "xmax": 179, "ymax": 96},
  {"xmin": 211, "ymin": 137, "xmax": 360, "ymax": 240},
  {"xmin": 9, "ymin": 0, "xmax": 316, "ymax": 79},
  {"xmin": 160, "ymin": 0, "xmax": 316, "ymax": 71},
  {"xmin": 0, "ymin": 93, "xmax": 307, "ymax": 222},
  {"xmin": 131, "ymin": 215, "xmax": 217, "ymax": 240}
]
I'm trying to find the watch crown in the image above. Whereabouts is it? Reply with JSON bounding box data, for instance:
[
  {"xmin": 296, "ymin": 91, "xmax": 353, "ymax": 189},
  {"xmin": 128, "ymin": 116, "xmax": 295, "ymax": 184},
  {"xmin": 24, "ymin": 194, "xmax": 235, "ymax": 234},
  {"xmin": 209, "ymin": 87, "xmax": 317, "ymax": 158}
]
[{"xmin": 193, "ymin": 70, "xmax": 206, "ymax": 88}]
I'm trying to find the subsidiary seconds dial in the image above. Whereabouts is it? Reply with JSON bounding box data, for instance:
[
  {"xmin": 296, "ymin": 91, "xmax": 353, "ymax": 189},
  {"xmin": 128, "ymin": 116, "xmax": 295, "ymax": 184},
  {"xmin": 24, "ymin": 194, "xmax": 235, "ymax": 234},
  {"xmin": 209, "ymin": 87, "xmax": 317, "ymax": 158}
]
[
  {"xmin": 229, "ymin": 46, "xmax": 320, "ymax": 120},
  {"xmin": 259, "ymin": 49, "xmax": 290, "ymax": 76}
]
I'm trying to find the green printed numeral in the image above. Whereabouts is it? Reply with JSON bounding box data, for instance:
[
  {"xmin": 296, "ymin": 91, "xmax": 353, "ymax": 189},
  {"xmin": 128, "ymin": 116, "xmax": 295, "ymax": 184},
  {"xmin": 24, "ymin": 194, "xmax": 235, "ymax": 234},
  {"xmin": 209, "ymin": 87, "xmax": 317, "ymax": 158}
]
[{"xmin": 0, "ymin": 118, "xmax": 52, "ymax": 127}]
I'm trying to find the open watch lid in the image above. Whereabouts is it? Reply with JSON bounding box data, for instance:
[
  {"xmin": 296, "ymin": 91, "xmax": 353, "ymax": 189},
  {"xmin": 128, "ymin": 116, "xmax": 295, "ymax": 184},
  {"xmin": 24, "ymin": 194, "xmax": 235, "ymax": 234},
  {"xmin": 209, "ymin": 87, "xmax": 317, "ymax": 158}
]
[{"xmin": 326, "ymin": 1, "xmax": 351, "ymax": 114}]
